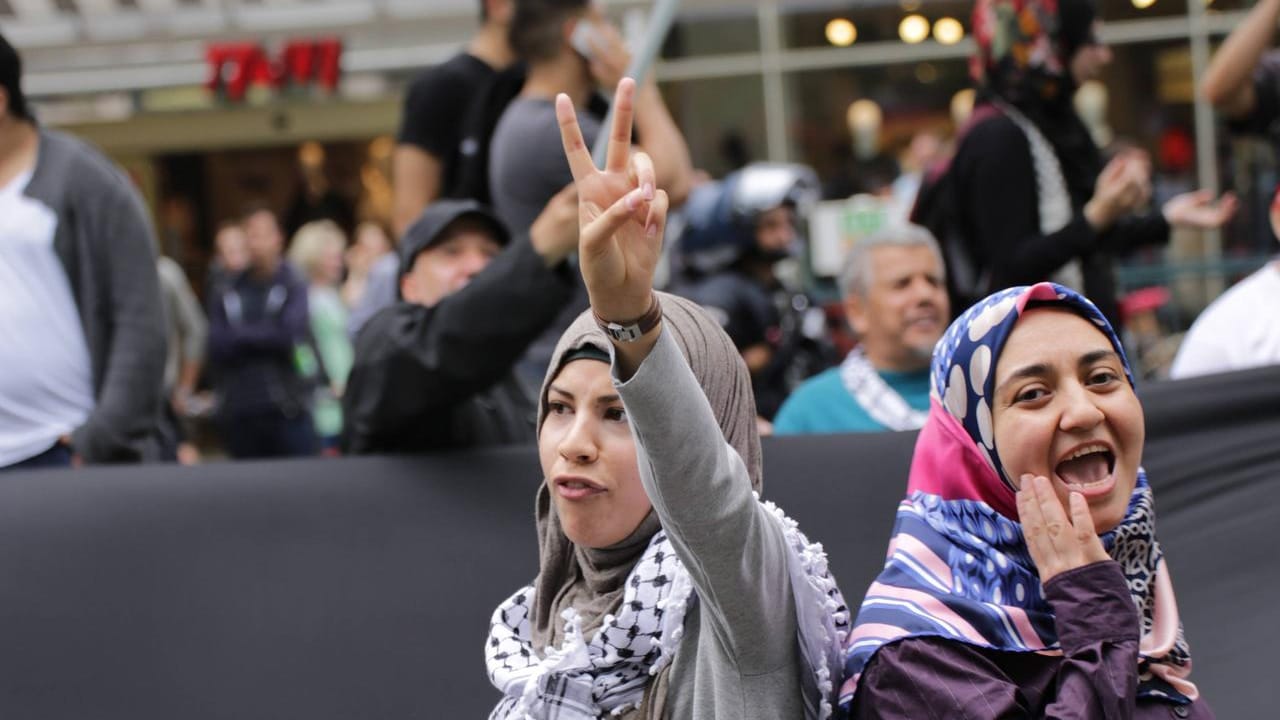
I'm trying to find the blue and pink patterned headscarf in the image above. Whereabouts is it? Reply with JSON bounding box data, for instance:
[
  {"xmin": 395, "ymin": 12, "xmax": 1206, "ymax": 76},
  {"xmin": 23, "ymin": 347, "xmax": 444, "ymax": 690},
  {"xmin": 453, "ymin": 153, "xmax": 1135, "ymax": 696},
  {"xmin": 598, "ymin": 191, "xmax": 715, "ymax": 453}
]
[{"xmin": 838, "ymin": 283, "xmax": 1196, "ymax": 711}]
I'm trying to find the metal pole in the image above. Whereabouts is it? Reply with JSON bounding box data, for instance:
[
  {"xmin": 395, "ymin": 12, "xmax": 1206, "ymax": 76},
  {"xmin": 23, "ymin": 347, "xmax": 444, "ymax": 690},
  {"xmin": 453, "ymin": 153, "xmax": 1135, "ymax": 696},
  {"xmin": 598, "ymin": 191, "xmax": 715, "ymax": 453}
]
[
  {"xmin": 591, "ymin": 0, "xmax": 682, "ymax": 167},
  {"xmin": 1187, "ymin": 0, "xmax": 1224, "ymax": 299},
  {"xmin": 759, "ymin": 0, "xmax": 789, "ymax": 163}
]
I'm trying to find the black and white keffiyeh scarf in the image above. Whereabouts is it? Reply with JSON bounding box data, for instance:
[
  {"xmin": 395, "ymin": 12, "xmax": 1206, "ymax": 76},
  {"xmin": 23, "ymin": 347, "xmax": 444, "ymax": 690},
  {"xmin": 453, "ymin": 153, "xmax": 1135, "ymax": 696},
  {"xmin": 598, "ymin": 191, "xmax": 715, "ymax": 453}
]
[
  {"xmin": 991, "ymin": 100, "xmax": 1083, "ymax": 293},
  {"xmin": 839, "ymin": 347, "xmax": 928, "ymax": 432},
  {"xmin": 486, "ymin": 501, "xmax": 851, "ymax": 720}
]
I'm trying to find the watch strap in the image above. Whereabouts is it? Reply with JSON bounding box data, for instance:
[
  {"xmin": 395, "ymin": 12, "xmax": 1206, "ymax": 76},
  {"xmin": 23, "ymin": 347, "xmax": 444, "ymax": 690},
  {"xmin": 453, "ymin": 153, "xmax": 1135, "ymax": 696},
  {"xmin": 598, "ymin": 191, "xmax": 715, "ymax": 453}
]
[{"xmin": 593, "ymin": 295, "xmax": 662, "ymax": 343}]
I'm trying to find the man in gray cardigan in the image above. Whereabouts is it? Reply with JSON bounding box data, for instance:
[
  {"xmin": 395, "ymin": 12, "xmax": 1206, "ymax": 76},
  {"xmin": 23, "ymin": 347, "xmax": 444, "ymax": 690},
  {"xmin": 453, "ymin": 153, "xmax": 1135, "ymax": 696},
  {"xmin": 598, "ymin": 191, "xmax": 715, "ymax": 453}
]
[{"xmin": 0, "ymin": 33, "xmax": 166, "ymax": 469}]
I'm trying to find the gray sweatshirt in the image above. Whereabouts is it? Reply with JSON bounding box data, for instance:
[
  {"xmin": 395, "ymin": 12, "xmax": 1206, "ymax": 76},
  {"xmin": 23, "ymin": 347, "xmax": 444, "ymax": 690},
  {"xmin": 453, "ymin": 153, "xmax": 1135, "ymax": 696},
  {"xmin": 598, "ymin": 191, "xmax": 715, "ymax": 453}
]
[{"xmin": 615, "ymin": 328, "xmax": 817, "ymax": 719}]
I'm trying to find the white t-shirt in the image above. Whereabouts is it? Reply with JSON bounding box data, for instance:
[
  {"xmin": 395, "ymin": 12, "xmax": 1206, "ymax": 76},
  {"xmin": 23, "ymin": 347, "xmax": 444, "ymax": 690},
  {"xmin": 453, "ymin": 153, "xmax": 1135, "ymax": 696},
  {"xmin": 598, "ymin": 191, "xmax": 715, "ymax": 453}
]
[
  {"xmin": 0, "ymin": 168, "xmax": 95, "ymax": 466},
  {"xmin": 1170, "ymin": 262, "xmax": 1280, "ymax": 379}
]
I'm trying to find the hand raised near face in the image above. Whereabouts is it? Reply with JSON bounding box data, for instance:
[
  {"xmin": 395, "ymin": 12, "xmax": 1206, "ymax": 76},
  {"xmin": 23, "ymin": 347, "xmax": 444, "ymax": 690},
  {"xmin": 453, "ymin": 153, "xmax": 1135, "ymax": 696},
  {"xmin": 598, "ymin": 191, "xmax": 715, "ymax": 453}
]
[
  {"xmin": 1115, "ymin": 149, "xmax": 1153, "ymax": 210},
  {"xmin": 1087, "ymin": 153, "xmax": 1148, "ymax": 229},
  {"xmin": 585, "ymin": 20, "xmax": 632, "ymax": 92},
  {"xmin": 1016, "ymin": 474, "xmax": 1111, "ymax": 584},
  {"xmin": 529, "ymin": 183, "xmax": 580, "ymax": 267},
  {"xmin": 555, "ymin": 77, "xmax": 669, "ymax": 325}
]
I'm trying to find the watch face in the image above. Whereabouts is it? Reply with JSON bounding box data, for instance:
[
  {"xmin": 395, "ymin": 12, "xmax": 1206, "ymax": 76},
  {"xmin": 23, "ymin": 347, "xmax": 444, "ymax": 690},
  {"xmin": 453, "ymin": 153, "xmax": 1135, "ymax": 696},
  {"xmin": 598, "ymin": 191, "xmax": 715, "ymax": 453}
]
[{"xmin": 606, "ymin": 322, "xmax": 641, "ymax": 342}]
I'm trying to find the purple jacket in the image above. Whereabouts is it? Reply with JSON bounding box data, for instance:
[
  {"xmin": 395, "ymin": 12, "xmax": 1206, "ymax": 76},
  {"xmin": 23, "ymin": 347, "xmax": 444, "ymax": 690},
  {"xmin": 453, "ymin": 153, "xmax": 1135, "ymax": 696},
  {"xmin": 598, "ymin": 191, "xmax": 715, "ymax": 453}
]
[{"xmin": 849, "ymin": 561, "xmax": 1213, "ymax": 719}]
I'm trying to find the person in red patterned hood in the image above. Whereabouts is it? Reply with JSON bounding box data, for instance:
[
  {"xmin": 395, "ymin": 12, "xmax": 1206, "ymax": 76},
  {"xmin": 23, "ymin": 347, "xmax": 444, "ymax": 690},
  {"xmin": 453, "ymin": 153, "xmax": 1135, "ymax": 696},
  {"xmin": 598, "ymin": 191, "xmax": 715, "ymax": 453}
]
[{"xmin": 913, "ymin": 0, "xmax": 1235, "ymax": 328}]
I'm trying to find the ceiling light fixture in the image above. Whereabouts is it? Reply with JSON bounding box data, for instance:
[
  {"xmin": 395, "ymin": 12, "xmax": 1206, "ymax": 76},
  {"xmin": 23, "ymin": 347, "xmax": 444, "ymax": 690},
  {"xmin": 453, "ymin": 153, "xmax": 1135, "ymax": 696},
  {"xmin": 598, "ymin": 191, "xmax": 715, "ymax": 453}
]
[{"xmin": 899, "ymin": 14, "xmax": 930, "ymax": 45}]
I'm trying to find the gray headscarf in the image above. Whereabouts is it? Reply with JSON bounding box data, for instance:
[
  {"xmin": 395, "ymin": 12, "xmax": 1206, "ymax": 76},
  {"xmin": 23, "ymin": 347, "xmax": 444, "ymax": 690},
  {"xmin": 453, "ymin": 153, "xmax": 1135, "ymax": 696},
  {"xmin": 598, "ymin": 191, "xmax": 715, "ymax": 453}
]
[{"xmin": 530, "ymin": 291, "xmax": 763, "ymax": 659}]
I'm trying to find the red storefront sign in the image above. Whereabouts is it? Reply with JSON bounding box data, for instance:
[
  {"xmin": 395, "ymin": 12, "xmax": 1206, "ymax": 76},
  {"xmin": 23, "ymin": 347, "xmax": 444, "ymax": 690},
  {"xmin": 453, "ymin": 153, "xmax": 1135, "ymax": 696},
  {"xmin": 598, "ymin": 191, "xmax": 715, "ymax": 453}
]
[{"xmin": 206, "ymin": 38, "xmax": 342, "ymax": 102}]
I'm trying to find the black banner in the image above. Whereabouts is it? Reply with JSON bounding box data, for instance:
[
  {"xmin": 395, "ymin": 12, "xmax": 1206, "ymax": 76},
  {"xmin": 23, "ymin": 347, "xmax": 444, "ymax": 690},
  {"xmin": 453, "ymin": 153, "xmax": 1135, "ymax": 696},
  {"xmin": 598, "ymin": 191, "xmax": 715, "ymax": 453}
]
[{"xmin": 0, "ymin": 365, "xmax": 1276, "ymax": 718}]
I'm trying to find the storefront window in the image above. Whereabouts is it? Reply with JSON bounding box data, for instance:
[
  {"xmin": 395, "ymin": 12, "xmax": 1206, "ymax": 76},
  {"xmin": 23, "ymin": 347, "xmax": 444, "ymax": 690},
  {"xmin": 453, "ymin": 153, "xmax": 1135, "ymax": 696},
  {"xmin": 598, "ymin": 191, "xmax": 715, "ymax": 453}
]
[
  {"xmin": 661, "ymin": 11, "xmax": 760, "ymax": 58},
  {"xmin": 1202, "ymin": 0, "xmax": 1253, "ymax": 12},
  {"xmin": 783, "ymin": 60, "xmax": 970, "ymax": 197},
  {"xmin": 1088, "ymin": 37, "xmax": 1276, "ymax": 351},
  {"xmin": 659, "ymin": 75, "xmax": 767, "ymax": 178},
  {"xmin": 1101, "ymin": 41, "xmax": 1197, "ymax": 165},
  {"xmin": 781, "ymin": 0, "xmax": 974, "ymax": 50},
  {"xmin": 1099, "ymin": 0, "xmax": 1189, "ymax": 22}
]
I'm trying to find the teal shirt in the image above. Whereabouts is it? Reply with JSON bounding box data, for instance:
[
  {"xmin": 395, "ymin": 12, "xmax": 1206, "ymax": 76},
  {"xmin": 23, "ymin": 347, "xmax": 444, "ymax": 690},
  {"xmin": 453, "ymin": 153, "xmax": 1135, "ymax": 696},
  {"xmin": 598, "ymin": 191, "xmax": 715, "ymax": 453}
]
[{"xmin": 773, "ymin": 365, "xmax": 932, "ymax": 434}]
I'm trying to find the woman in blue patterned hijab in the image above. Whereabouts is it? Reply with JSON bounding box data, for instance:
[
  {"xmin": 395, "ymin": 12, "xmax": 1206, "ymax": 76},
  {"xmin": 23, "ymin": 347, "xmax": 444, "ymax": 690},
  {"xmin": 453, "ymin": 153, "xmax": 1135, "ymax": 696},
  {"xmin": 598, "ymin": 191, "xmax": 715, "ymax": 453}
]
[{"xmin": 839, "ymin": 282, "xmax": 1210, "ymax": 718}]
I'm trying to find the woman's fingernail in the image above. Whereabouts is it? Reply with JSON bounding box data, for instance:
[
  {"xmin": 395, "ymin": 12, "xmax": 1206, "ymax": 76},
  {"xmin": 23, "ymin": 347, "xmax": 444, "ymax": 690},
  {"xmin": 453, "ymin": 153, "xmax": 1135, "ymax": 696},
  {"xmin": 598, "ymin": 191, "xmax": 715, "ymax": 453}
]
[
  {"xmin": 625, "ymin": 190, "xmax": 638, "ymax": 211},
  {"xmin": 646, "ymin": 222, "xmax": 658, "ymax": 237},
  {"xmin": 643, "ymin": 182, "xmax": 654, "ymax": 200}
]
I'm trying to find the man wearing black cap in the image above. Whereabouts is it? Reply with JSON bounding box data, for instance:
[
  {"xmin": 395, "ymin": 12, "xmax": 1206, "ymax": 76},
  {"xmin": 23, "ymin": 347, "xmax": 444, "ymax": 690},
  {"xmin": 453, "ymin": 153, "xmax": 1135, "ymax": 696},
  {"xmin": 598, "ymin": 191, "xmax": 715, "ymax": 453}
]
[{"xmin": 342, "ymin": 190, "xmax": 578, "ymax": 453}]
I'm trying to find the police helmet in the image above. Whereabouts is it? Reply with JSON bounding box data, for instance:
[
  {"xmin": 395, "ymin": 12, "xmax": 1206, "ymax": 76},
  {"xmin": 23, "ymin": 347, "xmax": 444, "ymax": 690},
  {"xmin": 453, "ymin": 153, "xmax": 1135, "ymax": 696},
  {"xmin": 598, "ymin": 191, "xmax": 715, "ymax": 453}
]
[{"xmin": 677, "ymin": 162, "xmax": 820, "ymax": 274}]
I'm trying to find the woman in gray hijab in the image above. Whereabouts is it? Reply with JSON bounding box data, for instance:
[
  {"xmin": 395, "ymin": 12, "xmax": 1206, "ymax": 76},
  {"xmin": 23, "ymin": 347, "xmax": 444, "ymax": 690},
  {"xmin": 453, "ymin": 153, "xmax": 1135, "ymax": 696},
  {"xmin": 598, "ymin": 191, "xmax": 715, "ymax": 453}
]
[{"xmin": 483, "ymin": 79, "xmax": 849, "ymax": 720}]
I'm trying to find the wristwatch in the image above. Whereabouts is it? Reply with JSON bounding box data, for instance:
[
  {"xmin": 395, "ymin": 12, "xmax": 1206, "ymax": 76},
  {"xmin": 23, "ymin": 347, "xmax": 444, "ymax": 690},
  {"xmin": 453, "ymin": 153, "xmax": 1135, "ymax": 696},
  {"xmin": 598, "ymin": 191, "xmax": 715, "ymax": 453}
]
[{"xmin": 594, "ymin": 295, "xmax": 662, "ymax": 343}]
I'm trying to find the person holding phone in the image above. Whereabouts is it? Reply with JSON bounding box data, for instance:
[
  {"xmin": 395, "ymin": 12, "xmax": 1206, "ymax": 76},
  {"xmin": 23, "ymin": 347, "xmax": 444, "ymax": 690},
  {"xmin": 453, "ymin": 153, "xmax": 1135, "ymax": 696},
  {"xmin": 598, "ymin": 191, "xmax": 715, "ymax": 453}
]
[
  {"xmin": 488, "ymin": 0, "xmax": 695, "ymax": 384},
  {"xmin": 490, "ymin": 0, "xmax": 693, "ymax": 236},
  {"xmin": 912, "ymin": 0, "xmax": 1235, "ymax": 327}
]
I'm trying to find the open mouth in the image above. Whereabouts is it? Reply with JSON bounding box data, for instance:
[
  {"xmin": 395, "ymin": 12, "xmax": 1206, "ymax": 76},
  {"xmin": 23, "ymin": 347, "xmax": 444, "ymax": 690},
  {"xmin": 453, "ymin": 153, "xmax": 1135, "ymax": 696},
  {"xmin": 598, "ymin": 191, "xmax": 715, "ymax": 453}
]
[{"xmin": 1053, "ymin": 443, "xmax": 1116, "ymax": 495}]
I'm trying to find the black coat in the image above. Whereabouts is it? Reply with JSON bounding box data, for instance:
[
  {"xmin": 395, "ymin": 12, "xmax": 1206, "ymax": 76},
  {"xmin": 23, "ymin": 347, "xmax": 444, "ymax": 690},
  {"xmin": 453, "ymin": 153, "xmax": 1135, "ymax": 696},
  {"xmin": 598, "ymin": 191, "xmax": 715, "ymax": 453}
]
[
  {"xmin": 948, "ymin": 109, "xmax": 1170, "ymax": 326},
  {"xmin": 342, "ymin": 237, "xmax": 574, "ymax": 453}
]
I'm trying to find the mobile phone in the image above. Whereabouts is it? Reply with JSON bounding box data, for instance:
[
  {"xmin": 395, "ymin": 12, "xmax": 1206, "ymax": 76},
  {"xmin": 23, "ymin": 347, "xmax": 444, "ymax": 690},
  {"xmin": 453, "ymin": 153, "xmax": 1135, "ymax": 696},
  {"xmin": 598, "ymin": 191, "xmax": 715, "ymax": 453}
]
[{"xmin": 570, "ymin": 20, "xmax": 602, "ymax": 60}]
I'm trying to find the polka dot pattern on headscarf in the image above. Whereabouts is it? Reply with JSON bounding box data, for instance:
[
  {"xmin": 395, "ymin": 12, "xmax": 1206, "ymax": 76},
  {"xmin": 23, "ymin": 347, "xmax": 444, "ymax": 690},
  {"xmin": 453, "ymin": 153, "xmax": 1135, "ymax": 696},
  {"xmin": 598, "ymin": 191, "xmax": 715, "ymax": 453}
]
[
  {"xmin": 930, "ymin": 282, "xmax": 1133, "ymax": 489},
  {"xmin": 840, "ymin": 282, "xmax": 1195, "ymax": 712}
]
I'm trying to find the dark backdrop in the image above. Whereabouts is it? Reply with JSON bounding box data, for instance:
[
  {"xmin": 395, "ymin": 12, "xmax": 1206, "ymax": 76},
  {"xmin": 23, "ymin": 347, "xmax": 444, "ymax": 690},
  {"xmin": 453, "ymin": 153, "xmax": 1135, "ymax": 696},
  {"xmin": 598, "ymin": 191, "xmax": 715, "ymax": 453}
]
[{"xmin": 1, "ymin": 365, "xmax": 1277, "ymax": 718}]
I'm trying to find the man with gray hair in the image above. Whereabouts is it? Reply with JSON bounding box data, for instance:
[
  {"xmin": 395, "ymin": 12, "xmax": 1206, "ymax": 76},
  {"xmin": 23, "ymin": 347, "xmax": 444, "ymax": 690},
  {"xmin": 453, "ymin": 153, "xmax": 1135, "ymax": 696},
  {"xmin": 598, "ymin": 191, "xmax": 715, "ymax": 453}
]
[{"xmin": 774, "ymin": 223, "xmax": 949, "ymax": 434}]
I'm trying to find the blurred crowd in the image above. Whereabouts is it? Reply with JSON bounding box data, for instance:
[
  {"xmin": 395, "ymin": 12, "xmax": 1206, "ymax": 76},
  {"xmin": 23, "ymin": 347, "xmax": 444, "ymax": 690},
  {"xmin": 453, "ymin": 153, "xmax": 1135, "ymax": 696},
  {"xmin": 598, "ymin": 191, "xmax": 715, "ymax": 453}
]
[{"xmin": 2, "ymin": 0, "xmax": 1278, "ymax": 471}]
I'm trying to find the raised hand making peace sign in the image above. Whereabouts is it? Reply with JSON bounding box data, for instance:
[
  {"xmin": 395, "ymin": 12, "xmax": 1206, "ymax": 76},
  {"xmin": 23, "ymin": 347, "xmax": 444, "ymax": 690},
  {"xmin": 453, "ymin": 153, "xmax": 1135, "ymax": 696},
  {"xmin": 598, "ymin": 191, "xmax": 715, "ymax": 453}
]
[{"xmin": 555, "ymin": 78, "xmax": 670, "ymax": 373}]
